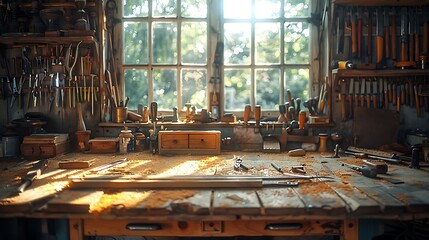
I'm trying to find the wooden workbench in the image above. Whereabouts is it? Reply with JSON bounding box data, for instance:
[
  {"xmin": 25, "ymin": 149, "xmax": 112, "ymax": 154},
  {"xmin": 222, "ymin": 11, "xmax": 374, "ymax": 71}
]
[{"xmin": 0, "ymin": 151, "xmax": 428, "ymax": 239}]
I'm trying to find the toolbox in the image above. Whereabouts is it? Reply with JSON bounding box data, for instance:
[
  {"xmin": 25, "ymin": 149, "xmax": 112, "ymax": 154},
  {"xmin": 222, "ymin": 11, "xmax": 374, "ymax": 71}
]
[
  {"xmin": 89, "ymin": 137, "xmax": 119, "ymax": 153},
  {"xmin": 21, "ymin": 141, "xmax": 71, "ymax": 158}
]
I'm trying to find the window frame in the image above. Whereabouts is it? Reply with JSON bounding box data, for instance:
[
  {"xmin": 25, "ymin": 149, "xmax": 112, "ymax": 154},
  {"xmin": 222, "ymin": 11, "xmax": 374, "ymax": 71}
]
[{"xmin": 117, "ymin": 0, "xmax": 316, "ymax": 117}]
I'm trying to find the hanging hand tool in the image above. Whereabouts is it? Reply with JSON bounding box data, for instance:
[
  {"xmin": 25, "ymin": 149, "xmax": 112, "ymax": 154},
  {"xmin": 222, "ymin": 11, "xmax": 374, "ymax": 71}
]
[
  {"xmin": 376, "ymin": 8, "xmax": 384, "ymax": 67},
  {"xmin": 340, "ymin": 80, "xmax": 347, "ymax": 121},
  {"xmin": 336, "ymin": 6, "xmax": 345, "ymax": 55},
  {"xmin": 408, "ymin": 80, "xmax": 414, "ymax": 107},
  {"xmin": 391, "ymin": 7, "xmax": 397, "ymax": 60},
  {"xmin": 413, "ymin": 8, "xmax": 420, "ymax": 62},
  {"xmin": 26, "ymin": 74, "xmax": 32, "ymax": 110},
  {"xmin": 150, "ymin": 102, "xmax": 158, "ymax": 154},
  {"xmin": 384, "ymin": 8, "xmax": 390, "ymax": 59},
  {"xmin": 348, "ymin": 78, "xmax": 354, "ymax": 118},
  {"xmin": 423, "ymin": 7, "xmax": 429, "ymax": 55},
  {"xmin": 342, "ymin": 162, "xmax": 378, "ymax": 178},
  {"xmin": 378, "ymin": 78, "xmax": 384, "ymax": 108},
  {"xmin": 357, "ymin": 7, "xmax": 362, "ymax": 60},
  {"xmin": 372, "ymin": 78, "xmax": 378, "ymax": 108},
  {"xmin": 367, "ymin": 8, "xmax": 373, "ymax": 63},
  {"xmin": 400, "ymin": 7, "xmax": 409, "ymax": 63},
  {"xmin": 33, "ymin": 74, "xmax": 39, "ymax": 108},
  {"xmin": 65, "ymin": 41, "xmax": 82, "ymax": 108},
  {"xmin": 415, "ymin": 84, "xmax": 421, "ymax": 117},
  {"xmin": 409, "ymin": 8, "xmax": 416, "ymax": 62},
  {"xmin": 354, "ymin": 79, "xmax": 359, "ymax": 109},
  {"xmin": 14, "ymin": 159, "xmax": 49, "ymax": 194},
  {"xmin": 384, "ymin": 79, "xmax": 389, "ymax": 109},
  {"xmin": 396, "ymin": 84, "xmax": 401, "ymax": 112},
  {"xmin": 360, "ymin": 78, "xmax": 365, "ymax": 107},
  {"xmin": 254, "ymin": 105, "xmax": 261, "ymax": 127},
  {"xmin": 9, "ymin": 77, "xmax": 18, "ymax": 108},
  {"xmin": 350, "ymin": 7, "xmax": 358, "ymax": 59},
  {"xmin": 366, "ymin": 79, "xmax": 371, "ymax": 108}
]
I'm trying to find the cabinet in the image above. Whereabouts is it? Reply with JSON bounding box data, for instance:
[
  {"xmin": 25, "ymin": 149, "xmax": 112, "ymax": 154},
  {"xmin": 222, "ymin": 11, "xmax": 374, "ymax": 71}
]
[{"xmin": 158, "ymin": 130, "xmax": 221, "ymax": 155}]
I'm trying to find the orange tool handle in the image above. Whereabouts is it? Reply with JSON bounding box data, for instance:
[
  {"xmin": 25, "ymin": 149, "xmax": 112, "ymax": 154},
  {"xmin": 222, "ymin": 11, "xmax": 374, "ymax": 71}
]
[
  {"xmin": 367, "ymin": 18, "xmax": 373, "ymax": 63},
  {"xmin": 358, "ymin": 19, "xmax": 362, "ymax": 59},
  {"xmin": 351, "ymin": 19, "xmax": 358, "ymax": 58},
  {"xmin": 376, "ymin": 36, "xmax": 383, "ymax": 64},
  {"xmin": 373, "ymin": 95, "xmax": 377, "ymax": 108},
  {"xmin": 366, "ymin": 94, "xmax": 371, "ymax": 108},
  {"xmin": 384, "ymin": 90, "xmax": 389, "ymax": 109},
  {"xmin": 392, "ymin": 84, "xmax": 396, "ymax": 105}
]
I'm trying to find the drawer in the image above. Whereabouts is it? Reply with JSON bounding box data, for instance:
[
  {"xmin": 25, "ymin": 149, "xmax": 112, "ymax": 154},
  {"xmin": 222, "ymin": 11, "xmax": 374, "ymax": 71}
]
[
  {"xmin": 189, "ymin": 134, "xmax": 218, "ymax": 149},
  {"xmin": 159, "ymin": 134, "xmax": 189, "ymax": 149}
]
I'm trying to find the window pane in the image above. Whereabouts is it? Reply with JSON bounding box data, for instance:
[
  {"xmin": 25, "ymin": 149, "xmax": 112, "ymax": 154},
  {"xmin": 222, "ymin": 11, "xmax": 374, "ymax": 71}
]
[
  {"xmin": 284, "ymin": 68, "xmax": 309, "ymax": 102},
  {"xmin": 181, "ymin": 0, "xmax": 207, "ymax": 18},
  {"xmin": 181, "ymin": 69, "xmax": 207, "ymax": 109},
  {"xmin": 224, "ymin": 0, "xmax": 251, "ymax": 19},
  {"xmin": 224, "ymin": 69, "xmax": 251, "ymax": 110},
  {"xmin": 153, "ymin": 69, "xmax": 177, "ymax": 110},
  {"xmin": 153, "ymin": 0, "xmax": 177, "ymax": 17},
  {"xmin": 124, "ymin": 69, "xmax": 149, "ymax": 109},
  {"xmin": 123, "ymin": 0, "xmax": 149, "ymax": 18},
  {"xmin": 284, "ymin": 22, "xmax": 310, "ymax": 64},
  {"xmin": 256, "ymin": 69, "xmax": 280, "ymax": 109},
  {"xmin": 255, "ymin": 22, "xmax": 280, "ymax": 64},
  {"xmin": 224, "ymin": 23, "xmax": 251, "ymax": 65},
  {"xmin": 123, "ymin": 22, "xmax": 148, "ymax": 64},
  {"xmin": 284, "ymin": 0, "xmax": 309, "ymax": 17},
  {"xmin": 181, "ymin": 22, "xmax": 207, "ymax": 65},
  {"xmin": 255, "ymin": 0, "xmax": 281, "ymax": 19},
  {"xmin": 153, "ymin": 22, "xmax": 177, "ymax": 64}
]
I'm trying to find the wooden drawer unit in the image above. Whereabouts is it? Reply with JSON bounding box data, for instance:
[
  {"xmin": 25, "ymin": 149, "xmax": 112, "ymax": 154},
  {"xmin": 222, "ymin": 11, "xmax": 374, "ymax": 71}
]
[
  {"xmin": 158, "ymin": 130, "xmax": 221, "ymax": 155},
  {"xmin": 21, "ymin": 141, "xmax": 70, "ymax": 158}
]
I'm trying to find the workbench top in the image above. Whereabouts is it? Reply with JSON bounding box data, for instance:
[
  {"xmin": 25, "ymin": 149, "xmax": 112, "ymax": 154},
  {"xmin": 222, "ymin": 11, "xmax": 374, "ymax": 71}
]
[{"xmin": 0, "ymin": 151, "xmax": 428, "ymax": 221}]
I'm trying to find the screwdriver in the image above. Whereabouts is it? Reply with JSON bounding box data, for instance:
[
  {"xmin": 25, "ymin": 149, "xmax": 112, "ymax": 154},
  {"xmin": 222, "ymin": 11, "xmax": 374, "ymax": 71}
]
[
  {"xmin": 271, "ymin": 162, "xmax": 284, "ymax": 174},
  {"xmin": 342, "ymin": 162, "xmax": 378, "ymax": 178}
]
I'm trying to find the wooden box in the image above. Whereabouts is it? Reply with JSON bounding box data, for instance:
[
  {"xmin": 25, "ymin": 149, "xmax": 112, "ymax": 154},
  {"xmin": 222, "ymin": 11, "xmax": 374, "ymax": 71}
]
[
  {"xmin": 21, "ymin": 141, "xmax": 70, "ymax": 158},
  {"xmin": 89, "ymin": 137, "xmax": 118, "ymax": 153},
  {"xmin": 158, "ymin": 130, "xmax": 221, "ymax": 155}
]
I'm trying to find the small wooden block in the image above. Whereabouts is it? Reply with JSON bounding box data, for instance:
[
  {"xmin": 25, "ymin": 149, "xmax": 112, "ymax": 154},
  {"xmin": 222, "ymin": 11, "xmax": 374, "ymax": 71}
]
[
  {"xmin": 58, "ymin": 159, "xmax": 94, "ymax": 169},
  {"xmin": 288, "ymin": 148, "xmax": 306, "ymax": 156}
]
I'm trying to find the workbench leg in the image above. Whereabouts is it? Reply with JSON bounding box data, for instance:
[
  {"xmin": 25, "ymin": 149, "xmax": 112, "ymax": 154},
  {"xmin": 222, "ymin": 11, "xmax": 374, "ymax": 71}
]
[
  {"xmin": 342, "ymin": 219, "xmax": 358, "ymax": 240},
  {"xmin": 69, "ymin": 218, "xmax": 84, "ymax": 240}
]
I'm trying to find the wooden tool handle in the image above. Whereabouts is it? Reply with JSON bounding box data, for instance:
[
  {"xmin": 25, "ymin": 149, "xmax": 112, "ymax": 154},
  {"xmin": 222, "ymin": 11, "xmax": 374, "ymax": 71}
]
[
  {"xmin": 243, "ymin": 104, "xmax": 251, "ymax": 125},
  {"xmin": 341, "ymin": 95, "xmax": 347, "ymax": 121},
  {"xmin": 352, "ymin": 18, "xmax": 358, "ymax": 58},
  {"xmin": 376, "ymin": 36, "xmax": 383, "ymax": 64},
  {"xmin": 409, "ymin": 81, "xmax": 415, "ymax": 107},
  {"xmin": 358, "ymin": 18, "xmax": 362, "ymax": 59},
  {"xmin": 384, "ymin": 90, "xmax": 389, "ymax": 109},
  {"xmin": 254, "ymin": 105, "xmax": 261, "ymax": 125},
  {"xmin": 409, "ymin": 34, "xmax": 415, "ymax": 62},
  {"xmin": 372, "ymin": 95, "xmax": 377, "ymax": 108},
  {"xmin": 366, "ymin": 95, "xmax": 371, "ymax": 108},
  {"xmin": 348, "ymin": 95, "xmax": 353, "ymax": 118},
  {"xmin": 150, "ymin": 102, "xmax": 158, "ymax": 123},
  {"xmin": 415, "ymin": 34, "xmax": 420, "ymax": 62},
  {"xmin": 401, "ymin": 42, "xmax": 408, "ymax": 62}
]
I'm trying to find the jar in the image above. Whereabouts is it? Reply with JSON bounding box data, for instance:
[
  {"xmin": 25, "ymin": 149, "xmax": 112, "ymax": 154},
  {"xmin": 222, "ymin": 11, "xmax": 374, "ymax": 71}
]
[{"xmin": 118, "ymin": 129, "xmax": 134, "ymax": 154}]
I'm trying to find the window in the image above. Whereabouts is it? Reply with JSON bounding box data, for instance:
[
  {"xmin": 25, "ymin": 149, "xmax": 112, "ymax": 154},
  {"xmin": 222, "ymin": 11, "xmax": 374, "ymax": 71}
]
[
  {"xmin": 122, "ymin": 0, "xmax": 208, "ymax": 111},
  {"xmin": 121, "ymin": 0, "xmax": 311, "ymax": 114},
  {"xmin": 223, "ymin": 0, "xmax": 311, "ymax": 112}
]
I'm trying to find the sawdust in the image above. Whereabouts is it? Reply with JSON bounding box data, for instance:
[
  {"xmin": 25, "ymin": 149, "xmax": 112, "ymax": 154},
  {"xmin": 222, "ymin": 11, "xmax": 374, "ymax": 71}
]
[
  {"xmin": 297, "ymin": 182, "xmax": 334, "ymax": 195},
  {"xmin": 90, "ymin": 190, "xmax": 198, "ymax": 214}
]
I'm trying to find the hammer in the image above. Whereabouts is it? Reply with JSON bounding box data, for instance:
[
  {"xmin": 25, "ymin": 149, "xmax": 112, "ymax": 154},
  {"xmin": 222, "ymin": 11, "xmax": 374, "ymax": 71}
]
[{"xmin": 342, "ymin": 162, "xmax": 378, "ymax": 178}]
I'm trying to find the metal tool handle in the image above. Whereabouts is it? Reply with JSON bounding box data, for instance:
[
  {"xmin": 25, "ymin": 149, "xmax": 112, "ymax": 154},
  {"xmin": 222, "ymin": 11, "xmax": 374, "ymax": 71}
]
[
  {"xmin": 265, "ymin": 223, "xmax": 303, "ymax": 231},
  {"xmin": 126, "ymin": 223, "xmax": 162, "ymax": 231}
]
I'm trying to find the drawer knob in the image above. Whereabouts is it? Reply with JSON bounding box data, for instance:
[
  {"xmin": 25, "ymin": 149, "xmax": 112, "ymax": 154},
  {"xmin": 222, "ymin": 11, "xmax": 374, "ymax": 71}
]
[
  {"xmin": 173, "ymin": 139, "xmax": 178, "ymax": 144},
  {"xmin": 200, "ymin": 138, "xmax": 204, "ymax": 142}
]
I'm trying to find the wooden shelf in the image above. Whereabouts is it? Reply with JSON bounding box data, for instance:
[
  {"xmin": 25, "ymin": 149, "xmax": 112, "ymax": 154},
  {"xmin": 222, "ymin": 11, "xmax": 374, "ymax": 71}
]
[
  {"xmin": 333, "ymin": 69, "xmax": 429, "ymax": 78},
  {"xmin": 19, "ymin": 2, "xmax": 96, "ymax": 9},
  {"xmin": 0, "ymin": 35, "xmax": 97, "ymax": 45}
]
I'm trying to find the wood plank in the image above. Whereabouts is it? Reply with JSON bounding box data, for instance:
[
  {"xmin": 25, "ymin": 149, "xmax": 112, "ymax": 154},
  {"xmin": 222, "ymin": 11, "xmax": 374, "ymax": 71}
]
[
  {"xmin": 212, "ymin": 190, "xmax": 262, "ymax": 215},
  {"xmin": 255, "ymin": 188, "xmax": 307, "ymax": 216},
  {"xmin": 45, "ymin": 190, "xmax": 104, "ymax": 213}
]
